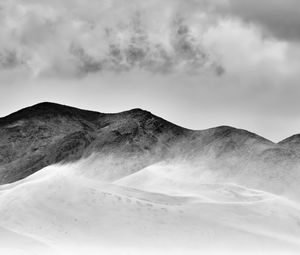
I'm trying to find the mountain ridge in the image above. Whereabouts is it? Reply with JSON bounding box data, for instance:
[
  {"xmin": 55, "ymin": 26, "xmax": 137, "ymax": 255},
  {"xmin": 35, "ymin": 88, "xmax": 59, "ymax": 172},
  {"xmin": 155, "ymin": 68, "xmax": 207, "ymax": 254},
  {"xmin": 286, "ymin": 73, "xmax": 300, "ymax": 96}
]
[
  {"xmin": 0, "ymin": 102, "xmax": 187, "ymax": 183},
  {"xmin": 0, "ymin": 102, "xmax": 299, "ymax": 197},
  {"xmin": 0, "ymin": 102, "xmax": 293, "ymax": 143}
]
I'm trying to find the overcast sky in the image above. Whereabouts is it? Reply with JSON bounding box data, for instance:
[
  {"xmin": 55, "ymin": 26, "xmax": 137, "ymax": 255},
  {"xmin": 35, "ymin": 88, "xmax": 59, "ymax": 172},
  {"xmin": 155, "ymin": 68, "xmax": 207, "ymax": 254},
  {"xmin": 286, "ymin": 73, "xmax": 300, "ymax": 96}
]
[{"xmin": 1, "ymin": 0, "xmax": 300, "ymax": 142}]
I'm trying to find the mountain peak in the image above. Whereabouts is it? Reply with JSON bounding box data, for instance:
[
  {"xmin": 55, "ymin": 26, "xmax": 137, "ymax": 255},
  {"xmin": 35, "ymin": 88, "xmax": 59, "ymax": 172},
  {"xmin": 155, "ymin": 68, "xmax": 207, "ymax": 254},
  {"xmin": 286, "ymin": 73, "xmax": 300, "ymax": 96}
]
[
  {"xmin": 0, "ymin": 102, "xmax": 101, "ymax": 126},
  {"xmin": 207, "ymin": 125, "xmax": 274, "ymax": 145},
  {"xmin": 278, "ymin": 134, "xmax": 300, "ymax": 152}
]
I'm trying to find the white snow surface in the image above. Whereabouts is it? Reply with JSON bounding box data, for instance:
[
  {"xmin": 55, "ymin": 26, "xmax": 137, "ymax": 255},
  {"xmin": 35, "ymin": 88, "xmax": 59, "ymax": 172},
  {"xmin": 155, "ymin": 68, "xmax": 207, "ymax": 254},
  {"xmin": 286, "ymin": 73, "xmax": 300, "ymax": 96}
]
[{"xmin": 0, "ymin": 160, "xmax": 300, "ymax": 255}]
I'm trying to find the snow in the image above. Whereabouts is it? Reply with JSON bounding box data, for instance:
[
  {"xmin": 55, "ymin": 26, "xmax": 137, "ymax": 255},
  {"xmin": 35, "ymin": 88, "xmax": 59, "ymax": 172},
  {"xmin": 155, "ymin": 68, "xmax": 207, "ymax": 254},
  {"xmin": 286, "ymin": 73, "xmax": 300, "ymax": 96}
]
[{"xmin": 0, "ymin": 161, "xmax": 300, "ymax": 255}]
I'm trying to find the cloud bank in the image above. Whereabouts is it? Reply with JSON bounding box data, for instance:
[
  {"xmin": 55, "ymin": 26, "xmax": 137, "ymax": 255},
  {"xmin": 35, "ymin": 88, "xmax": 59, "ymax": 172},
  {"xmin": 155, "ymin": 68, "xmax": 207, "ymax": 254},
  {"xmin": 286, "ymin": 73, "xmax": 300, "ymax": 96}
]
[
  {"xmin": 1, "ymin": 0, "xmax": 300, "ymax": 79},
  {"xmin": 0, "ymin": 0, "xmax": 227, "ymax": 77}
]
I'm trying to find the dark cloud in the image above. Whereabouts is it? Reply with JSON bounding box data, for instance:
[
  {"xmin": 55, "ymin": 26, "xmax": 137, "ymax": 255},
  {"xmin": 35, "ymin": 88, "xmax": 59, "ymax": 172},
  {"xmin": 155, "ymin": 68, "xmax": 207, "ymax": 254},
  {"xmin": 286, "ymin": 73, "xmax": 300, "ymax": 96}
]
[
  {"xmin": 219, "ymin": 0, "xmax": 300, "ymax": 41},
  {"xmin": 0, "ymin": 0, "xmax": 224, "ymax": 77},
  {"xmin": 0, "ymin": 50, "xmax": 23, "ymax": 69},
  {"xmin": 68, "ymin": 13, "xmax": 223, "ymax": 76}
]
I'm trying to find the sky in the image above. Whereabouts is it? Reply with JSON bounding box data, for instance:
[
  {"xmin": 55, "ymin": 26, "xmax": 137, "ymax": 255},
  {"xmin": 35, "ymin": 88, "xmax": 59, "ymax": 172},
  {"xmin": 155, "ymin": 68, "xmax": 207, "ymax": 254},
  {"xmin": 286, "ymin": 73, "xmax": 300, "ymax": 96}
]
[{"xmin": 1, "ymin": 0, "xmax": 300, "ymax": 142}]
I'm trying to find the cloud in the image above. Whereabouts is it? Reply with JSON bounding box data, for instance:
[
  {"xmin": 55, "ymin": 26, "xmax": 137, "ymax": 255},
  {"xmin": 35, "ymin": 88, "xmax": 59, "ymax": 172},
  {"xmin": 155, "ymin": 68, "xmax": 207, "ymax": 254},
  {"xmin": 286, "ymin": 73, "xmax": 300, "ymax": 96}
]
[
  {"xmin": 218, "ymin": 0, "xmax": 300, "ymax": 41},
  {"xmin": 0, "ymin": 49, "xmax": 22, "ymax": 69},
  {"xmin": 4, "ymin": 0, "xmax": 299, "ymax": 79},
  {"xmin": 0, "ymin": 0, "xmax": 225, "ymax": 77},
  {"xmin": 0, "ymin": 0, "xmax": 298, "ymax": 83}
]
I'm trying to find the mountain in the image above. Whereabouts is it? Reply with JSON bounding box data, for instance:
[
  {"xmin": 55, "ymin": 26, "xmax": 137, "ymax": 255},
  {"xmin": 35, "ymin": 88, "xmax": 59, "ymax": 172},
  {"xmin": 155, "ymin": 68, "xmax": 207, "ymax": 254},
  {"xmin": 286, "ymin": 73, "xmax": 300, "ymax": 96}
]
[
  {"xmin": 279, "ymin": 134, "xmax": 300, "ymax": 151},
  {"xmin": 1, "ymin": 102, "xmax": 300, "ymax": 255},
  {"xmin": 1, "ymin": 102, "xmax": 300, "ymax": 198},
  {"xmin": 0, "ymin": 102, "xmax": 186, "ymax": 184}
]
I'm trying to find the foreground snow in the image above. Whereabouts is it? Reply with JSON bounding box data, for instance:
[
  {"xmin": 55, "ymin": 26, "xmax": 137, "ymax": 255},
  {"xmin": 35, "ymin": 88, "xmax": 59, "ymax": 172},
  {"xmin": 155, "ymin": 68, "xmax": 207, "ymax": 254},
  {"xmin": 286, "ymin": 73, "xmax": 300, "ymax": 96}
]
[{"xmin": 0, "ymin": 161, "xmax": 300, "ymax": 255}]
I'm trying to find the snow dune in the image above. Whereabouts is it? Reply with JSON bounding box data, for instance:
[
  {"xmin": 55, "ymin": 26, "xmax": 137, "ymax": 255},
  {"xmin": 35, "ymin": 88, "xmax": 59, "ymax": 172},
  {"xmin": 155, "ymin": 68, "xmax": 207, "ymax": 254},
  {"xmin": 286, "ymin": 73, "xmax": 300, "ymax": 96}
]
[
  {"xmin": 0, "ymin": 161, "xmax": 300, "ymax": 255},
  {"xmin": 0, "ymin": 225, "xmax": 51, "ymax": 255}
]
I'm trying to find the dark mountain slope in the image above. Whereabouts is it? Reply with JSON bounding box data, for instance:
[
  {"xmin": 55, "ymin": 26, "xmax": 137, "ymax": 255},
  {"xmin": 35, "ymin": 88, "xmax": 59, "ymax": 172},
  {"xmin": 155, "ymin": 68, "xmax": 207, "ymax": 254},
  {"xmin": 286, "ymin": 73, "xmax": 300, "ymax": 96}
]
[
  {"xmin": 278, "ymin": 134, "xmax": 300, "ymax": 152},
  {"xmin": 0, "ymin": 102, "xmax": 187, "ymax": 184},
  {"xmin": 0, "ymin": 102, "xmax": 102, "ymax": 126},
  {"xmin": 1, "ymin": 102, "xmax": 300, "ymax": 197}
]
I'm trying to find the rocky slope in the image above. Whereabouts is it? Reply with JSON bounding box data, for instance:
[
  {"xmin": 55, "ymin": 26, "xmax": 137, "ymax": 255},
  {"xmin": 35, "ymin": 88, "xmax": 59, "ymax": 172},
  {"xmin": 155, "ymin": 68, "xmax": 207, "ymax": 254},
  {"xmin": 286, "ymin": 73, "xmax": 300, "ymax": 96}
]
[
  {"xmin": 0, "ymin": 102, "xmax": 186, "ymax": 184},
  {"xmin": 279, "ymin": 134, "xmax": 300, "ymax": 152},
  {"xmin": 0, "ymin": 102, "xmax": 300, "ymax": 199}
]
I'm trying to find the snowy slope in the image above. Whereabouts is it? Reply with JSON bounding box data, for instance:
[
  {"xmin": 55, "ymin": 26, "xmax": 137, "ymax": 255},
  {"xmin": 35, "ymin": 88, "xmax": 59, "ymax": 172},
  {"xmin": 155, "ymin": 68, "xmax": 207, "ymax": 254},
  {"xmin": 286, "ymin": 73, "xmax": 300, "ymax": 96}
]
[
  {"xmin": 0, "ymin": 226, "xmax": 51, "ymax": 255},
  {"xmin": 0, "ymin": 162, "xmax": 300, "ymax": 255}
]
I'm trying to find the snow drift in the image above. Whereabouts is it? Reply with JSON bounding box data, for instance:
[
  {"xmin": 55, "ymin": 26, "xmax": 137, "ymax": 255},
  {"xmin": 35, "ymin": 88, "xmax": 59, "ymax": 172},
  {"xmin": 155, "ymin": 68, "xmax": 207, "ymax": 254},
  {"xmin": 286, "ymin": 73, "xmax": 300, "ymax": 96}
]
[{"xmin": 0, "ymin": 160, "xmax": 300, "ymax": 255}]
